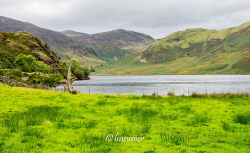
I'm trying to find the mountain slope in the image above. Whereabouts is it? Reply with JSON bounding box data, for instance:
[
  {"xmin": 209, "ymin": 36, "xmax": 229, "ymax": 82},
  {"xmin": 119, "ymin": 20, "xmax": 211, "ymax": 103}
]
[
  {"xmin": 0, "ymin": 16, "xmax": 104, "ymax": 67},
  {"xmin": 68, "ymin": 29, "xmax": 154, "ymax": 62},
  {"xmin": 95, "ymin": 22, "xmax": 250, "ymax": 75},
  {"xmin": 0, "ymin": 31, "xmax": 60, "ymax": 69},
  {"xmin": 60, "ymin": 30, "xmax": 89, "ymax": 37},
  {"xmin": 140, "ymin": 22, "xmax": 250, "ymax": 63}
]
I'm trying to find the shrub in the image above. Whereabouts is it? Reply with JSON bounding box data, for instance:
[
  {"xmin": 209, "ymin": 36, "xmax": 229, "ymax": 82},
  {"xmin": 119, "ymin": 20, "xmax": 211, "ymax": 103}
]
[
  {"xmin": 15, "ymin": 53, "xmax": 52, "ymax": 73},
  {"xmin": 15, "ymin": 53, "xmax": 34, "ymax": 72},
  {"xmin": 167, "ymin": 91, "xmax": 175, "ymax": 96},
  {"xmin": 42, "ymin": 73, "xmax": 63, "ymax": 87},
  {"xmin": 0, "ymin": 69, "xmax": 9, "ymax": 76},
  {"xmin": 70, "ymin": 90, "xmax": 78, "ymax": 95},
  {"xmin": 4, "ymin": 69, "xmax": 23, "ymax": 81},
  {"xmin": 61, "ymin": 60, "xmax": 90, "ymax": 80},
  {"xmin": 34, "ymin": 61, "xmax": 51, "ymax": 73},
  {"xmin": 90, "ymin": 68, "xmax": 95, "ymax": 72}
]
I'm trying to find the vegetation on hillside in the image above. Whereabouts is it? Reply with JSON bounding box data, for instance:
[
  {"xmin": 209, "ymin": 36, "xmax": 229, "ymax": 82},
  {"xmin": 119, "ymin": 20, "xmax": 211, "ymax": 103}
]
[
  {"xmin": 69, "ymin": 29, "xmax": 154, "ymax": 62},
  {"xmin": 95, "ymin": 22, "xmax": 250, "ymax": 75},
  {"xmin": 0, "ymin": 84, "xmax": 249, "ymax": 152},
  {"xmin": 0, "ymin": 32, "xmax": 90, "ymax": 87},
  {"xmin": 60, "ymin": 30, "xmax": 89, "ymax": 37},
  {"xmin": 0, "ymin": 16, "xmax": 105, "ymax": 67}
]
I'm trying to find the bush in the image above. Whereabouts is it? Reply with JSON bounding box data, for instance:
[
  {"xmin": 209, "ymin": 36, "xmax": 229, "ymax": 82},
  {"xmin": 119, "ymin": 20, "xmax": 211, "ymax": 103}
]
[
  {"xmin": 0, "ymin": 69, "xmax": 9, "ymax": 76},
  {"xmin": 34, "ymin": 61, "xmax": 51, "ymax": 73},
  {"xmin": 72, "ymin": 61, "xmax": 85, "ymax": 80},
  {"xmin": 61, "ymin": 60, "xmax": 90, "ymax": 80},
  {"xmin": 42, "ymin": 73, "xmax": 63, "ymax": 87},
  {"xmin": 90, "ymin": 68, "xmax": 95, "ymax": 72},
  {"xmin": 70, "ymin": 90, "xmax": 78, "ymax": 94},
  {"xmin": 15, "ymin": 53, "xmax": 52, "ymax": 73},
  {"xmin": 4, "ymin": 69, "xmax": 23, "ymax": 81},
  {"xmin": 167, "ymin": 91, "xmax": 175, "ymax": 96},
  {"xmin": 15, "ymin": 53, "xmax": 35, "ymax": 72}
]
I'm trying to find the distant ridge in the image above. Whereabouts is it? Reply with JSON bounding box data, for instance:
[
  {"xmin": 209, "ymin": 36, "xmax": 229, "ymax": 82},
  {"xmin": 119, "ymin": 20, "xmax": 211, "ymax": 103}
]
[{"xmin": 62, "ymin": 29, "xmax": 155, "ymax": 62}]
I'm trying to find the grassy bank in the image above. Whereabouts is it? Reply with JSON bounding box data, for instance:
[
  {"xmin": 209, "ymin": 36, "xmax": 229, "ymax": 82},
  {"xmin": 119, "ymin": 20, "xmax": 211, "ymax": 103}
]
[{"xmin": 0, "ymin": 84, "xmax": 249, "ymax": 153}]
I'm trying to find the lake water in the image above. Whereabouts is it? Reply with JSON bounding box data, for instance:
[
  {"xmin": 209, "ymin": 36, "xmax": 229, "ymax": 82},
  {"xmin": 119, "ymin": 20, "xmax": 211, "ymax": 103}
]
[{"xmin": 57, "ymin": 75, "xmax": 250, "ymax": 95}]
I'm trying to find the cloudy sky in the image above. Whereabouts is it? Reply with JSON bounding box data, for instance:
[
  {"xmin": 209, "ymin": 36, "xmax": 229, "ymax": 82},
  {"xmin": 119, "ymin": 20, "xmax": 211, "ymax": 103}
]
[{"xmin": 0, "ymin": 0, "xmax": 250, "ymax": 38}]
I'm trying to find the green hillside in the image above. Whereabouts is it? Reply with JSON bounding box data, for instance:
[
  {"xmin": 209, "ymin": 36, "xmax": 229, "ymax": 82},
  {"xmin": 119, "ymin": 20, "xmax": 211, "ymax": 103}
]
[
  {"xmin": 79, "ymin": 42, "xmax": 128, "ymax": 62},
  {"xmin": 0, "ymin": 16, "xmax": 105, "ymax": 68},
  {"xmin": 95, "ymin": 22, "xmax": 250, "ymax": 75},
  {"xmin": 0, "ymin": 32, "xmax": 60, "ymax": 69}
]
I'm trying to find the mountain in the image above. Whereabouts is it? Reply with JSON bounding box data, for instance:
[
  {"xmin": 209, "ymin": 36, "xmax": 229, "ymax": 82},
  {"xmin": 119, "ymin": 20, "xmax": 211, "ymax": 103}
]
[
  {"xmin": 60, "ymin": 30, "xmax": 89, "ymax": 37},
  {"xmin": 0, "ymin": 16, "xmax": 105, "ymax": 67},
  {"xmin": 67, "ymin": 29, "xmax": 154, "ymax": 62},
  {"xmin": 95, "ymin": 21, "xmax": 250, "ymax": 75},
  {"xmin": 0, "ymin": 31, "xmax": 60, "ymax": 69},
  {"xmin": 0, "ymin": 16, "xmax": 153, "ymax": 66}
]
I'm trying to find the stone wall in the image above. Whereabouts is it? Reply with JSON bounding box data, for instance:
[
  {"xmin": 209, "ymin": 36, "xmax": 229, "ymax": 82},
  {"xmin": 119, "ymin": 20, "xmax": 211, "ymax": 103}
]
[{"xmin": 0, "ymin": 76, "xmax": 30, "ymax": 87}]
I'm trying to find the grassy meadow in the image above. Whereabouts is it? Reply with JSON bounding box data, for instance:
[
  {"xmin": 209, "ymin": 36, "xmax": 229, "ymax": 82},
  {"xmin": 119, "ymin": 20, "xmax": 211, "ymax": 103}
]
[{"xmin": 0, "ymin": 84, "xmax": 249, "ymax": 153}]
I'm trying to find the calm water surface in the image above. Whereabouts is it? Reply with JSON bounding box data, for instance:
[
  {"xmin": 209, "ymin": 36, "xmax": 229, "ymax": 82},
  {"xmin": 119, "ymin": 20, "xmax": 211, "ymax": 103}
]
[{"xmin": 57, "ymin": 75, "xmax": 250, "ymax": 95}]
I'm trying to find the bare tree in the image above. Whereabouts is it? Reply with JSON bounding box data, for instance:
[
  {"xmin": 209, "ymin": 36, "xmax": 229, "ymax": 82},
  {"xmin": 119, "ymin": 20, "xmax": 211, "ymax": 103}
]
[{"xmin": 64, "ymin": 56, "xmax": 75, "ymax": 93}]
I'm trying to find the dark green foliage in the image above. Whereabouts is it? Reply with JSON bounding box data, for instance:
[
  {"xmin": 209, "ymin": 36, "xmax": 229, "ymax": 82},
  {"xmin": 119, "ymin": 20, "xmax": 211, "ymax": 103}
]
[
  {"xmin": 4, "ymin": 69, "xmax": 23, "ymax": 81},
  {"xmin": 90, "ymin": 68, "xmax": 96, "ymax": 72},
  {"xmin": 15, "ymin": 53, "xmax": 52, "ymax": 73},
  {"xmin": 234, "ymin": 112, "xmax": 250, "ymax": 124},
  {"xmin": 42, "ymin": 73, "xmax": 63, "ymax": 87},
  {"xmin": 72, "ymin": 60, "xmax": 88, "ymax": 80},
  {"xmin": 34, "ymin": 61, "xmax": 52, "ymax": 73},
  {"xmin": 60, "ymin": 60, "xmax": 90, "ymax": 80},
  {"xmin": 15, "ymin": 53, "xmax": 35, "ymax": 72}
]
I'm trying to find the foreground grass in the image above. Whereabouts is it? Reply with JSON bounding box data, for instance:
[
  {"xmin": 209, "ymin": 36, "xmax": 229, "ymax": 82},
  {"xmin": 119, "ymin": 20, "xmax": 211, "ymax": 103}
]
[{"xmin": 0, "ymin": 84, "xmax": 249, "ymax": 153}]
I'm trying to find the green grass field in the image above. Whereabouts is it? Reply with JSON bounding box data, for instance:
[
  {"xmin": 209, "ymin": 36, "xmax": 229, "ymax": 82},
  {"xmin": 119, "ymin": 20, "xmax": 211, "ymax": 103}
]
[{"xmin": 0, "ymin": 84, "xmax": 249, "ymax": 153}]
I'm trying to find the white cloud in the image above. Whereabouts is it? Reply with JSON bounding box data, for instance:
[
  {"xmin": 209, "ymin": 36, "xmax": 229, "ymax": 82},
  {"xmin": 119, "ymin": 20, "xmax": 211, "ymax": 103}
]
[{"xmin": 0, "ymin": 0, "xmax": 250, "ymax": 38}]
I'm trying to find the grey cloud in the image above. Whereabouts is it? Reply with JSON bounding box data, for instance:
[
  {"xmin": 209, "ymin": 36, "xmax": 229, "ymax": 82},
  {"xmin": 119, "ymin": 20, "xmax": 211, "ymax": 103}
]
[{"xmin": 0, "ymin": 0, "xmax": 249, "ymax": 38}]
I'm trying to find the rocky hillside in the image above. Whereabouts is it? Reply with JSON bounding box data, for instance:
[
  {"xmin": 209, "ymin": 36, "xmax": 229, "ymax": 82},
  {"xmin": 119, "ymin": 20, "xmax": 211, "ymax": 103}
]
[
  {"xmin": 0, "ymin": 31, "xmax": 60, "ymax": 69},
  {"xmin": 0, "ymin": 16, "xmax": 104, "ymax": 67},
  {"xmin": 68, "ymin": 29, "xmax": 154, "ymax": 62},
  {"xmin": 95, "ymin": 21, "xmax": 250, "ymax": 75}
]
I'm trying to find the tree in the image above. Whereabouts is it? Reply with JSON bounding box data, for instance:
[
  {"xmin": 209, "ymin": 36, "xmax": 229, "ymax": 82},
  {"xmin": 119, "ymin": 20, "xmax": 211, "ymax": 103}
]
[
  {"xmin": 64, "ymin": 56, "xmax": 75, "ymax": 93},
  {"xmin": 34, "ymin": 61, "xmax": 52, "ymax": 73},
  {"xmin": 15, "ymin": 53, "xmax": 34, "ymax": 72},
  {"xmin": 72, "ymin": 60, "xmax": 90, "ymax": 80},
  {"xmin": 15, "ymin": 53, "xmax": 52, "ymax": 73},
  {"xmin": 42, "ymin": 73, "xmax": 63, "ymax": 87}
]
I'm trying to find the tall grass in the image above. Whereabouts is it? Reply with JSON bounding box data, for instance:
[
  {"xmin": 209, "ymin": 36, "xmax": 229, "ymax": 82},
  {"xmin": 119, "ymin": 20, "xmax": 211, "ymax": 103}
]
[
  {"xmin": 234, "ymin": 112, "xmax": 250, "ymax": 124},
  {"xmin": 190, "ymin": 92, "xmax": 250, "ymax": 98}
]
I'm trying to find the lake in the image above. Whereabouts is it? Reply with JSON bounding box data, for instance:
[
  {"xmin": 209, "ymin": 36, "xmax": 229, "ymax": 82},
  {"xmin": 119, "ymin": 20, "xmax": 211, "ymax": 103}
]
[{"xmin": 57, "ymin": 75, "xmax": 250, "ymax": 95}]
